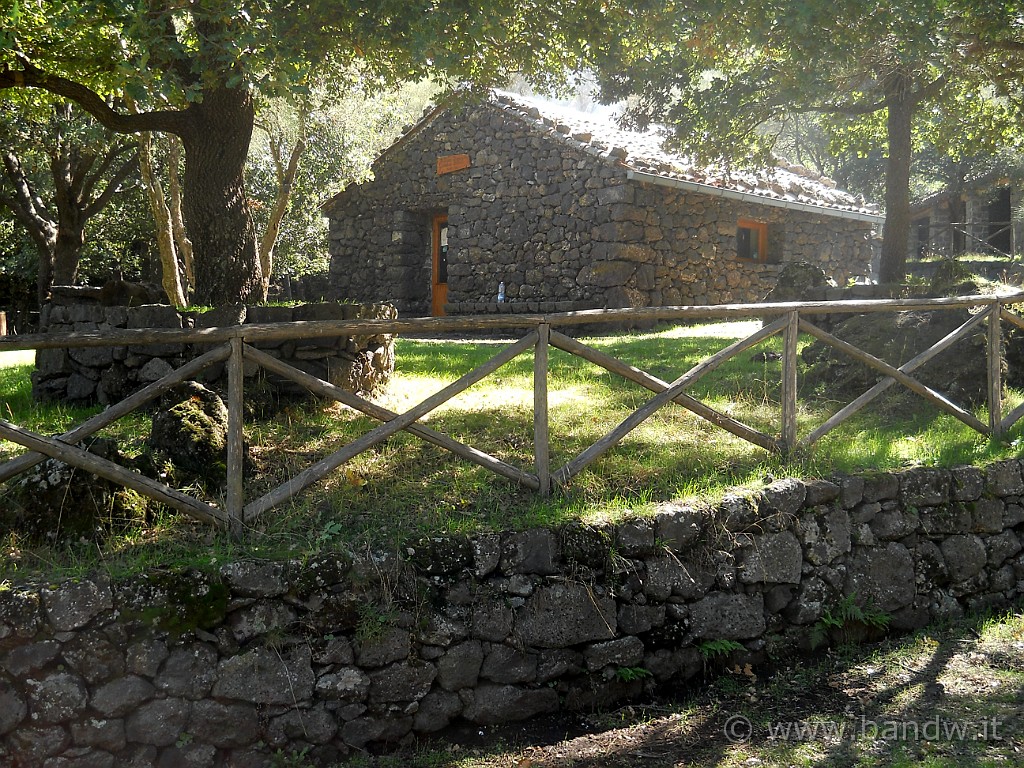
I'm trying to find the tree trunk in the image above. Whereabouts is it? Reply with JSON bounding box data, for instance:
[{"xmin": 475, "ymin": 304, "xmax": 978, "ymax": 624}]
[
  {"xmin": 50, "ymin": 224, "xmax": 84, "ymax": 285},
  {"xmin": 179, "ymin": 85, "xmax": 263, "ymax": 305},
  {"xmin": 138, "ymin": 130, "xmax": 187, "ymax": 307},
  {"xmin": 258, "ymin": 129, "xmax": 306, "ymax": 296},
  {"xmin": 167, "ymin": 137, "xmax": 194, "ymax": 294},
  {"xmin": 878, "ymin": 74, "xmax": 914, "ymax": 285}
]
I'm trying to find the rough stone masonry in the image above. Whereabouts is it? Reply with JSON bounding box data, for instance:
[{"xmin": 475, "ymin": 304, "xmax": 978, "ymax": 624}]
[
  {"xmin": 31, "ymin": 301, "xmax": 397, "ymax": 405},
  {"xmin": 1, "ymin": 462, "xmax": 1022, "ymax": 766}
]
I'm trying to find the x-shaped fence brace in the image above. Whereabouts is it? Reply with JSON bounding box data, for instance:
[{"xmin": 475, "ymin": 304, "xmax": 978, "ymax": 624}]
[{"xmin": 2, "ymin": 296, "xmax": 1023, "ymax": 533}]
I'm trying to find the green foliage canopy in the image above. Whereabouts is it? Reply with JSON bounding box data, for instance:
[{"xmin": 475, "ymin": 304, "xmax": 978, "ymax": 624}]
[
  {"xmin": 1, "ymin": 0, "xmax": 616, "ymax": 304},
  {"xmin": 595, "ymin": 0, "xmax": 1024, "ymax": 282}
]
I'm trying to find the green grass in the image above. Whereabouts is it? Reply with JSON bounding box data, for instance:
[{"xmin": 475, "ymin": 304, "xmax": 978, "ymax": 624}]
[{"xmin": 1, "ymin": 320, "xmax": 1022, "ymax": 578}]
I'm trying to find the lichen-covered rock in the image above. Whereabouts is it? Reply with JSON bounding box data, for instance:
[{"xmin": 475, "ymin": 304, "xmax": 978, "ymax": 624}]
[
  {"xmin": 219, "ymin": 560, "xmax": 290, "ymax": 598},
  {"xmin": 738, "ymin": 531, "xmax": 803, "ymax": 584},
  {"xmin": 1, "ymin": 439, "xmax": 148, "ymax": 543},
  {"xmin": 24, "ymin": 671, "xmax": 88, "ymax": 729},
  {"xmin": 516, "ymin": 583, "xmax": 617, "ymax": 647},
  {"xmin": 413, "ymin": 689, "xmax": 463, "ymax": 733},
  {"xmin": 461, "ymin": 684, "xmax": 559, "ymax": 725},
  {"xmin": 123, "ymin": 698, "xmax": 191, "ymax": 746},
  {"xmin": 643, "ymin": 556, "xmax": 714, "ymax": 601},
  {"xmin": 689, "ymin": 592, "xmax": 766, "ymax": 640},
  {"xmin": 796, "ymin": 507, "xmax": 852, "ymax": 566},
  {"xmin": 148, "ymin": 381, "xmax": 229, "ymax": 489},
  {"xmin": 501, "ymin": 529, "xmax": 560, "ymax": 575},
  {"xmin": 899, "ymin": 467, "xmax": 951, "ymax": 507},
  {"xmin": 583, "ymin": 636, "xmax": 644, "ymax": 671},
  {"xmin": 213, "ymin": 646, "xmax": 315, "ymax": 705},
  {"xmin": 42, "ymin": 578, "xmax": 113, "ymax": 632},
  {"xmin": 437, "ymin": 640, "xmax": 484, "ymax": 691},
  {"xmin": 316, "ymin": 667, "xmax": 370, "ymax": 702},
  {"xmin": 368, "ymin": 661, "xmax": 437, "ymax": 704},
  {"xmin": 940, "ymin": 535, "xmax": 988, "ymax": 582},
  {"xmin": 0, "ymin": 679, "xmax": 27, "ymax": 736},
  {"xmin": 652, "ymin": 504, "xmax": 703, "ymax": 552},
  {"xmin": 845, "ymin": 543, "xmax": 916, "ymax": 612}
]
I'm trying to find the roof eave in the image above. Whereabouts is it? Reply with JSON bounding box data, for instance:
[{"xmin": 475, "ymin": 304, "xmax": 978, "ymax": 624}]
[{"xmin": 626, "ymin": 169, "xmax": 885, "ymax": 225}]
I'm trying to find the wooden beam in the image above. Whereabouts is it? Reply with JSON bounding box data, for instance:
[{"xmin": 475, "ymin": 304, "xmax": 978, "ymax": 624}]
[
  {"xmin": 243, "ymin": 345, "xmax": 539, "ymax": 489},
  {"xmin": 553, "ymin": 318, "xmax": 787, "ymax": 486},
  {"xmin": 799, "ymin": 312, "xmax": 989, "ymax": 448},
  {"xmin": 534, "ymin": 324, "xmax": 551, "ymax": 497},
  {"xmin": 0, "ymin": 343, "xmax": 232, "ymax": 484},
  {"xmin": 244, "ymin": 333, "xmax": 538, "ymax": 521},
  {"xmin": 988, "ymin": 303, "xmax": 1003, "ymax": 439},
  {"xmin": 226, "ymin": 336, "xmax": 246, "ymax": 533},
  {"xmin": 4, "ymin": 293, "xmax": 1021, "ymax": 352},
  {"xmin": 781, "ymin": 311, "xmax": 800, "ymax": 455},
  {"xmin": 0, "ymin": 419, "xmax": 227, "ymax": 527},
  {"xmin": 549, "ymin": 331, "xmax": 778, "ymax": 452}
]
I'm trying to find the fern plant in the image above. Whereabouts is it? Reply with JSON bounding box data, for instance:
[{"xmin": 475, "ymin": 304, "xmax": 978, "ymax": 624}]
[
  {"xmin": 811, "ymin": 593, "xmax": 891, "ymax": 649},
  {"xmin": 698, "ymin": 638, "xmax": 746, "ymax": 659}
]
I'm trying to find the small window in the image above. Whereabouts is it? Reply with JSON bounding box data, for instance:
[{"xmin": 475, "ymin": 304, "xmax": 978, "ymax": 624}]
[{"xmin": 737, "ymin": 219, "xmax": 769, "ymax": 262}]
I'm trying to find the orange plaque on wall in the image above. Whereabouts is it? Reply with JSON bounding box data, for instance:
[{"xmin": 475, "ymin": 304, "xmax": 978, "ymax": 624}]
[{"xmin": 437, "ymin": 153, "xmax": 471, "ymax": 175}]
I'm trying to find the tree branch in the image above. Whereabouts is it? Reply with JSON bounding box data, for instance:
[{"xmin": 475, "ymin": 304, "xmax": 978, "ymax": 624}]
[
  {"xmin": 81, "ymin": 140, "xmax": 136, "ymax": 203},
  {"xmin": 0, "ymin": 61, "xmax": 189, "ymax": 136},
  {"xmin": 83, "ymin": 149, "xmax": 139, "ymax": 218}
]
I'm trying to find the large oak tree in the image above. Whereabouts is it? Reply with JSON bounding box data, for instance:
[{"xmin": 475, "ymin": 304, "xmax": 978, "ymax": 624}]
[
  {"xmin": 1, "ymin": 1, "xmax": 613, "ymax": 304},
  {"xmin": 595, "ymin": 0, "xmax": 1024, "ymax": 283}
]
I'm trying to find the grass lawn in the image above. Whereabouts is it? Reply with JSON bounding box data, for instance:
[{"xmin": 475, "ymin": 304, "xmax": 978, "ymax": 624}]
[{"xmin": 1, "ymin": 319, "xmax": 1022, "ymax": 577}]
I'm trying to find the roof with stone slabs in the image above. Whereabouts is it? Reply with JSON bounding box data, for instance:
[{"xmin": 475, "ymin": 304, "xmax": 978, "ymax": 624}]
[{"xmin": 325, "ymin": 90, "xmax": 884, "ymax": 224}]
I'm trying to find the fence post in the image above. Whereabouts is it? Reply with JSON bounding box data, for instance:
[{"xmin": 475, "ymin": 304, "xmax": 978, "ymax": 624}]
[
  {"xmin": 989, "ymin": 299, "xmax": 1003, "ymax": 440},
  {"xmin": 781, "ymin": 310, "xmax": 799, "ymax": 455},
  {"xmin": 534, "ymin": 323, "xmax": 551, "ymax": 497},
  {"xmin": 226, "ymin": 335, "xmax": 246, "ymax": 534}
]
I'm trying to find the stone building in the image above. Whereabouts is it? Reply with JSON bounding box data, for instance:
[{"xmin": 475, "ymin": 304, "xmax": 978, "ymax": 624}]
[
  {"xmin": 910, "ymin": 167, "xmax": 1024, "ymax": 260},
  {"xmin": 324, "ymin": 91, "xmax": 883, "ymax": 316}
]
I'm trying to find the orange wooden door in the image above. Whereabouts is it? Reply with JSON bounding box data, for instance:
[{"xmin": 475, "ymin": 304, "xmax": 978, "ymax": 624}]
[{"xmin": 431, "ymin": 214, "xmax": 448, "ymax": 316}]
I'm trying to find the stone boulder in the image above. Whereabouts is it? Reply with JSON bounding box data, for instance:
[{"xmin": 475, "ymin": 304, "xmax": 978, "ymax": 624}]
[
  {"xmin": 762, "ymin": 261, "xmax": 837, "ymax": 307},
  {"xmin": 147, "ymin": 382, "xmax": 230, "ymax": 489},
  {"xmin": 0, "ymin": 438, "xmax": 149, "ymax": 542},
  {"xmin": 801, "ymin": 308, "xmax": 994, "ymax": 407}
]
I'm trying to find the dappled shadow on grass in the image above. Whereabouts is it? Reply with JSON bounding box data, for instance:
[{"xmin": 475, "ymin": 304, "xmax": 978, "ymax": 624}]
[{"xmin": 390, "ymin": 607, "xmax": 1024, "ymax": 768}]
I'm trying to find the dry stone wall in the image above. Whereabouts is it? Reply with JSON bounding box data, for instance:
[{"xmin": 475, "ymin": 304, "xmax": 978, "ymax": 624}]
[
  {"xmin": 327, "ymin": 101, "xmax": 874, "ymax": 316},
  {"xmin": 2, "ymin": 462, "xmax": 1023, "ymax": 766},
  {"xmin": 31, "ymin": 302, "xmax": 397, "ymax": 405}
]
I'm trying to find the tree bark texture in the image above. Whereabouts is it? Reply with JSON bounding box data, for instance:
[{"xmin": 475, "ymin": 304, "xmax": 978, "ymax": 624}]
[
  {"xmin": 179, "ymin": 85, "xmax": 264, "ymax": 305},
  {"xmin": 167, "ymin": 137, "xmax": 195, "ymax": 293},
  {"xmin": 878, "ymin": 74, "xmax": 914, "ymax": 284}
]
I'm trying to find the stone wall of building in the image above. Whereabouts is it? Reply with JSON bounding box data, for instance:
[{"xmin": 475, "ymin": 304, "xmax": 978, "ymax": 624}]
[
  {"xmin": 2, "ymin": 462, "xmax": 1022, "ymax": 766},
  {"xmin": 327, "ymin": 102, "xmax": 874, "ymax": 316},
  {"xmin": 31, "ymin": 302, "xmax": 397, "ymax": 405}
]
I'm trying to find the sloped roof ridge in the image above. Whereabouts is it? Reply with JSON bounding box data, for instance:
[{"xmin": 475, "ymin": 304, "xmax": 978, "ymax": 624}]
[
  {"xmin": 323, "ymin": 88, "xmax": 882, "ymax": 220},
  {"xmin": 489, "ymin": 90, "xmax": 880, "ymax": 217}
]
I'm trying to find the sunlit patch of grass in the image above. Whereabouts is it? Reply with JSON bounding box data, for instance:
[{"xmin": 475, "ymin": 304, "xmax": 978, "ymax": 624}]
[{"xmin": 4, "ymin": 319, "xmax": 1024, "ymax": 575}]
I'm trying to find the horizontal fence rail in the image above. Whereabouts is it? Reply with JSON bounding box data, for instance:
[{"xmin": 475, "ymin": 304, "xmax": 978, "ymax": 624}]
[{"xmin": 1, "ymin": 293, "xmax": 1023, "ymax": 534}]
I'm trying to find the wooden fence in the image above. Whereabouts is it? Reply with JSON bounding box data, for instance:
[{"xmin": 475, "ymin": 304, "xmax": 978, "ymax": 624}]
[{"xmin": 1, "ymin": 293, "xmax": 1023, "ymax": 534}]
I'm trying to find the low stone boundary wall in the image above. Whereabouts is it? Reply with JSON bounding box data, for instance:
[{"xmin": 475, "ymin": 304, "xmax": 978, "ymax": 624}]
[
  {"xmin": 31, "ymin": 301, "xmax": 397, "ymax": 405},
  {"xmin": 2, "ymin": 462, "xmax": 1023, "ymax": 766}
]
